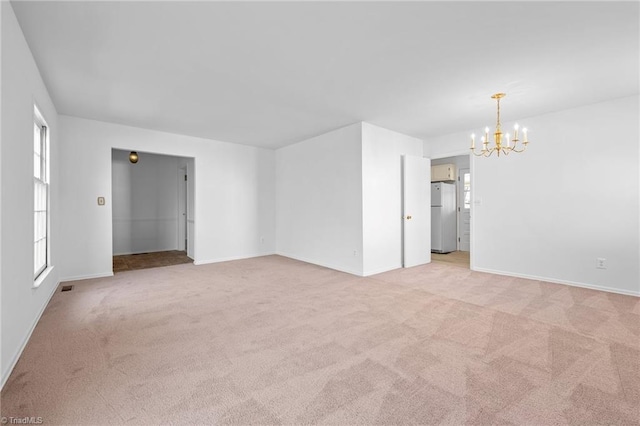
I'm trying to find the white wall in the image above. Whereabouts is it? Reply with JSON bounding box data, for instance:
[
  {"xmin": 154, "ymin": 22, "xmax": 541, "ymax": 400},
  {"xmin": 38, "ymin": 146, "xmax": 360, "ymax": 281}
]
[
  {"xmin": 58, "ymin": 116, "xmax": 276, "ymax": 280},
  {"xmin": 276, "ymin": 123, "xmax": 364, "ymax": 275},
  {"xmin": 1, "ymin": 2, "xmax": 60, "ymax": 387},
  {"xmin": 425, "ymin": 95, "xmax": 640, "ymax": 296},
  {"xmin": 276, "ymin": 122, "xmax": 425, "ymax": 276},
  {"xmin": 361, "ymin": 123, "xmax": 424, "ymax": 275},
  {"xmin": 112, "ymin": 150, "xmax": 183, "ymax": 255}
]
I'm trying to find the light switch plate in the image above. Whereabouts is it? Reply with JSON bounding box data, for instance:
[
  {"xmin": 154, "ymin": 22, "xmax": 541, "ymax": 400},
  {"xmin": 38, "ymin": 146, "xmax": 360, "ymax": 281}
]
[{"xmin": 97, "ymin": 197, "xmax": 105, "ymax": 206}]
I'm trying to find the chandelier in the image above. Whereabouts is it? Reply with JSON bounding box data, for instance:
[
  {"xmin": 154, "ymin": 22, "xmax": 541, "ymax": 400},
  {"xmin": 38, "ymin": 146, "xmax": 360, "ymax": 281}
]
[{"xmin": 470, "ymin": 93, "xmax": 529, "ymax": 157}]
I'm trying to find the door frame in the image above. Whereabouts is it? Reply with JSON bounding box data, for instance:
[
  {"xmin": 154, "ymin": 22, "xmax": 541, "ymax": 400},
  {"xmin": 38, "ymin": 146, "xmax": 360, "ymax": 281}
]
[
  {"xmin": 177, "ymin": 166, "xmax": 188, "ymax": 252},
  {"xmin": 457, "ymin": 167, "xmax": 471, "ymax": 252},
  {"xmin": 109, "ymin": 149, "xmax": 196, "ymax": 273},
  {"xmin": 429, "ymin": 151, "xmax": 474, "ymax": 270}
]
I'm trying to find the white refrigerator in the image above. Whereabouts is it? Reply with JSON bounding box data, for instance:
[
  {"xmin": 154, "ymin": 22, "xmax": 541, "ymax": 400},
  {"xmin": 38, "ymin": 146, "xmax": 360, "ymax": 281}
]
[{"xmin": 431, "ymin": 182, "xmax": 457, "ymax": 253}]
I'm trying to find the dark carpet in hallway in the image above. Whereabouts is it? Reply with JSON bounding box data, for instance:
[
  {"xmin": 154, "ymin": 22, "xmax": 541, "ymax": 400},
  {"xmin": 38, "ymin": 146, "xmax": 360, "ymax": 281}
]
[{"xmin": 112, "ymin": 250, "xmax": 192, "ymax": 272}]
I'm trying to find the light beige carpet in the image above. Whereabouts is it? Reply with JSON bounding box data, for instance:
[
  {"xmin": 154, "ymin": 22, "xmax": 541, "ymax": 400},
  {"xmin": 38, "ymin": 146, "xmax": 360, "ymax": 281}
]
[{"xmin": 2, "ymin": 255, "xmax": 638, "ymax": 425}]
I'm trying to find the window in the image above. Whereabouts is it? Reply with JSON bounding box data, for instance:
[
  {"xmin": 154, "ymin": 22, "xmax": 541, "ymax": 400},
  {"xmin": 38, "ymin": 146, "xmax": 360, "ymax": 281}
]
[
  {"xmin": 34, "ymin": 108, "xmax": 49, "ymax": 279},
  {"xmin": 463, "ymin": 172, "xmax": 471, "ymax": 209}
]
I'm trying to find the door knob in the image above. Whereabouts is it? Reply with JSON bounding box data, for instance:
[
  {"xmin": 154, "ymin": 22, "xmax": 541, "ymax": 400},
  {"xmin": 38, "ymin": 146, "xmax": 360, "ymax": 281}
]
[{"xmin": 406, "ymin": 215, "xmax": 412, "ymax": 220}]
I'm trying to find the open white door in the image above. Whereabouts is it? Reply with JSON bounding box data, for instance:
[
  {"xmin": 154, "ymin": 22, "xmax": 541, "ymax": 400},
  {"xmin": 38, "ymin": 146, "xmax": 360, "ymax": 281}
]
[{"xmin": 402, "ymin": 155, "xmax": 431, "ymax": 268}]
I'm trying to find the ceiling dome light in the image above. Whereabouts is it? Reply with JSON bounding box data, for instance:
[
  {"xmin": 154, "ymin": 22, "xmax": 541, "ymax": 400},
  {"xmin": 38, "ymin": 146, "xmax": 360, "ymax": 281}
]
[{"xmin": 129, "ymin": 151, "xmax": 139, "ymax": 164}]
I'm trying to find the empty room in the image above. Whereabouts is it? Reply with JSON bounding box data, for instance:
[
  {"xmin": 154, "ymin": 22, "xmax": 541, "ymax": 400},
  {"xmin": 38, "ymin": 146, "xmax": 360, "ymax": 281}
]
[{"xmin": 1, "ymin": 1, "xmax": 638, "ymax": 425}]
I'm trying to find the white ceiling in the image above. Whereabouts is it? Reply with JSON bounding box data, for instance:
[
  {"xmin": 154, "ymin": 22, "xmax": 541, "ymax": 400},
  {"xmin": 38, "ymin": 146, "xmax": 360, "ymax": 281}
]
[{"xmin": 11, "ymin": 1, "xmax": 639, "ymax": 149}]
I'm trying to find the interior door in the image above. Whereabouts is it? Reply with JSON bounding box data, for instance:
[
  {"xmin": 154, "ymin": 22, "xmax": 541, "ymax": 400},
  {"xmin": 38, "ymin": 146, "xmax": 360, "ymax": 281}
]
[
  {"xmin": 402, "ymin": 155, "xmax": 431, "ymax": 267},
  {"xmin": 178, "ymin": 168, "xmax": 187, "ymax": 251},
  {"xmin": 458, "ymin": 168, "xmax": 471, "ymax": 252}
]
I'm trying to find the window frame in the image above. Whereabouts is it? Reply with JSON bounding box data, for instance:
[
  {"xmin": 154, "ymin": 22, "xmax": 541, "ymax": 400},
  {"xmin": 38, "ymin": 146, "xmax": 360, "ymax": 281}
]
[{"xmin": 33, "ymin": 105, "xmax": 50, "ymax": 281}]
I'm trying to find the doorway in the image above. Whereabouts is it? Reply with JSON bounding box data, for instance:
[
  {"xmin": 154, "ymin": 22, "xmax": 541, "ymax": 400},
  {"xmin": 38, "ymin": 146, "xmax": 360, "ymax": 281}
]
[
  {"xmin": 430, "ymin": 154, "xmax": 471, "ymax": 268},
  {"xmin": 111, "ymin": 149, "xmax": 195, "ymax": 272}
]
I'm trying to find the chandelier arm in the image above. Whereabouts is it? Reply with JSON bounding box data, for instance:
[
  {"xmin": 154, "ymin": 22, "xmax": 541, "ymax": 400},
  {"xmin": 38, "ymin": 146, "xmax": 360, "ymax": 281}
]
[
  {"xmin": 471, "ymin": 147, "xmax": 489, "ymax": 157},
  {"xmin": 511, "ymin": 142, "xmax": 528, "ymax": 153}
]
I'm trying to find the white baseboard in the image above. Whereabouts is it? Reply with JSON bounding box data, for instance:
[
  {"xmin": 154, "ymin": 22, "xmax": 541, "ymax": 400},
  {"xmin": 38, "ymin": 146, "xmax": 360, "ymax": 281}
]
[
  {"xmin": 363, "ymin": 264, "xmax": 403, "ymax": 277},
  {"xmin": 60, "ymin": 272, "xmax": 114, "ymax": 282},
  {"xmin": 473, "ymin": 267, "xmax": 640, "ymax": 297},
  {"xmin": 113, "ymin": 248, "xmax": 183, "ymax": 256},
  {"xmin": 1, "ymin": 278, "xmax": 59, "ymax": 390},
  {"xmin": 276, "ymin": 252, "xmax": 364, "ymax": 276},
  {"xmin": 193, "ymin": 252, "xmax": 276, "ymax": 266}
]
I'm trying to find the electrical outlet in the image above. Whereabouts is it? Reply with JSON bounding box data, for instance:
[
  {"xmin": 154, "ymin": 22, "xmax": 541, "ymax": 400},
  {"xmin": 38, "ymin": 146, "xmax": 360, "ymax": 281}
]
[
  {"xmin": 260, "ymin": 236, "xmax": 265, "ymax": 244},
  {"xmin": 596, "ymin": 258, "xmax": 607, "ymax": 269},
  {"xmin": 353, "ymin": 250, "xmax": 358, "ymax": 257}
]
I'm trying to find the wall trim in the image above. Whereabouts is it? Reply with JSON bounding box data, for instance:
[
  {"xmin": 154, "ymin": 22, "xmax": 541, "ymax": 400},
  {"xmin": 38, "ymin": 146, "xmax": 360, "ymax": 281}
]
[
  {"xmin": 363, "ymin": 263, "xmax": 403, "ymax": 277},
  {"xmin": 113, "ymin": 248, "xmax": 181, "ymax": 256},
  {"xmin": 60, "ymin": 272, "xmax": 114, "ymax": 282},
  {"xmin": 193, "ymin": 252, "xmax": 276, "ymax": 266},
  {"xmin": 276, "ymin": 251, "xmax": 363, "ymax": 276},
  {"xmin": 473, "ymin": 267, "xmax": 640, "ymax": 297},
  {"xmin": 1, "ymin": 279, "xmax": 59, "ymax": 390}
]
